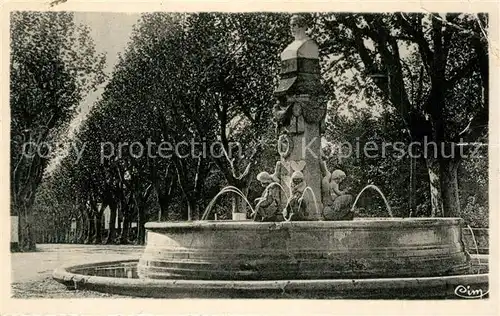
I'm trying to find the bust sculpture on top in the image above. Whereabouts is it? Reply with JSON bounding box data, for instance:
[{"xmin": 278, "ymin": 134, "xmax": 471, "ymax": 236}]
[
  {"xmin": 272, "ymin": 14, "xmax": 325, "ymax": 136},
  {"xmin": 254, "ymin": 14, "xmax": 355, "ymax": 221}
]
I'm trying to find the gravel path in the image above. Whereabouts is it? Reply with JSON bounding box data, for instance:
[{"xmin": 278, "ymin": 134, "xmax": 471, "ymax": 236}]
[{"xmin": 11, "ymin": 244, "xmax": 143, "ymax": 298}]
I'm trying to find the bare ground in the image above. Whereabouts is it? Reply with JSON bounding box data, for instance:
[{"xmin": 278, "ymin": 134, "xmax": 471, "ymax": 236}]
[{"xmin": 11, "ymin": 244, "xmax": 143, "ymax": 298}]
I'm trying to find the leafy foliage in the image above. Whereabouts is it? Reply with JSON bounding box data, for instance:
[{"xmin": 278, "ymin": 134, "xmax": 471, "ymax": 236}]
[
  {"xmin": 10, "ymin": 12, "xmax": 106, "ymax": 250},
  {"xmin": 27, "ymin": 12, "xmax": 489, "ymax": 246},
  {"xmin": 314, "ymin": 13, "xmax": 488, "ymax": 217}
]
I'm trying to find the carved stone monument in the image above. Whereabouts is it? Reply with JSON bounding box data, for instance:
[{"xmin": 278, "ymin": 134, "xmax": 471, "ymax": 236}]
[{"xmin": 257, "ymin": 14, "xmax": 327, "ymax": 221}]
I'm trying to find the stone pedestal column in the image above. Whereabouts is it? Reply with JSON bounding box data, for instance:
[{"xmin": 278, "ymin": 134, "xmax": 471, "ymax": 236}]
[
  {"xmin": 277, "ymin": 95, "xmax": 324, "ymax": 220},
  {"xmin": 254, "ymin": 15, "xmax": 327, "ymax": 221}
]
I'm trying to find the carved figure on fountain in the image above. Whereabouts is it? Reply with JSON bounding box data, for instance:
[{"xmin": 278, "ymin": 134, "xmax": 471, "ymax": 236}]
[
  {"xmin": 320, "ymin": 166, "xmax": 354, "ymax": 220},
  {"xmin": 320, "ymin": 160, "xmax": 334, "ymax": 209},
  {"xmin": 254, "ymin": 162, "xmax": 288, "ymax": 222},
  {"xmin": 254, "ymin": 173, "xmax": 280, "ymax": 221},
  {"xmin": 283, "ymin": 171, "xmax": 309, "ymax": 220}
]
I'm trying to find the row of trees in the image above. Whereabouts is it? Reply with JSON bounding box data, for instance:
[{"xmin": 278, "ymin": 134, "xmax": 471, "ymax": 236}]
[
  {"xmin": 10, "ymin": 11, "xmax": 106, "ymax": 250},
  {"xmin": 12, "ymin": 12, "xmax": 488, "ymax": 249}
]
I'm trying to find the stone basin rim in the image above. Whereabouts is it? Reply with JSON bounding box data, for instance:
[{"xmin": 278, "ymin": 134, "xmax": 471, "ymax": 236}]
[
  {"xmin": 145, "ymin": 217, "xmax": 464, "ymax": 230},
  {"xmin": 53, "ymin": 259, "xmax": 487, "ymax": 292}
]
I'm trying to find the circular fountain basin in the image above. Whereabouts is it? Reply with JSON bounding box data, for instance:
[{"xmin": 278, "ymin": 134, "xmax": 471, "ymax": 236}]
[
  {"xmin": 52, "ymin": 258, "xmax": 488, "ymax": 298},
  {"xmin": 138, "ymin": 218, "xmax": 470, "ymax": 280}
]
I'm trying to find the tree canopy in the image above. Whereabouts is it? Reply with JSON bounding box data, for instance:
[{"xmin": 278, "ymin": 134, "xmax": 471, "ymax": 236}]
[
  {"xmin": 17, "ymin": 12, "xmax": 488, "ymax": 247},
  {"xmin": 11, "ymin": 11, "xmax": 106, "ymax": 250}
]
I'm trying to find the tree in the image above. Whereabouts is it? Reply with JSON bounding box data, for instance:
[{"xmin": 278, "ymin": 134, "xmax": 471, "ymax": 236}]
[
  {"xmin": 317, "ymin": 13, "xmax": 488, "ymax": 217},
  {"xmin": 164, "ymin": 13, "xmax": 290, "ymax": 215},
  {"xmin": 325, "ymin": 102, "xmax": 433, "ymax": 218},
  {"xmin": 74, "ymin": 12, "xmax": 291, "ymax": 223},
  {"xmin": 10, "ymin": 12, "xmax": 106, "ymax": 251},
  {"xmin": 33, "ymin": 12, "xmax": 488, "ymax": 247}
]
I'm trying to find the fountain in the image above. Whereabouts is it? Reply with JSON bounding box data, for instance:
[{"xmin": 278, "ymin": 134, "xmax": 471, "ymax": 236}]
[{"xmin": 53, "ymin": 14, "xmax": 488, "ymax": 298}]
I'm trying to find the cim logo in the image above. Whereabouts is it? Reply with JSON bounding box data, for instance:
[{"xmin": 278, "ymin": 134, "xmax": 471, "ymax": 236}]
[{"xmin": 454, "ymin": 284, "xmax": 489, "ymax": 299}]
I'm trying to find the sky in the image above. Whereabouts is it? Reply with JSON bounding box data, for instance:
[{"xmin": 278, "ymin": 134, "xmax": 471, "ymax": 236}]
[
  {"xmin": 71, "ymin": 12, "xmax": 140, "ymax": 128},
  {"xmin": 46, "ymin": 13, "xmax": 140, "ymax": 172}
]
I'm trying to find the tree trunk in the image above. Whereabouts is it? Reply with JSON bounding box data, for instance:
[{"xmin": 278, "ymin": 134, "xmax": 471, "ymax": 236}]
[
  {"xmin": 157, "ymin": 200, "xmax": 163, "ymax": 222},
  {"xmin": 154, "ymin": 164, "xmax": 175, "ymax": 221},
  {"xmin": 190, "ymin": 198, "xmax": 199, "ymax": 220},
  {"xmin": 177, "ymin": 182, "xmax": 194, "ymax": 220},
  {"xmin": 426, "ymin": 157, "xmax": 444, "ymax": 217},
  {"xmin": 136, "ymin": 206, "xmax": 145, "ymax": 245},
  {"xmin": 17, "ymin": 204, "xmax": 36, "ymax": 251},
  {"xmin": 157, "ymin": 178, "xmax": 174, "ymax": 221},
  {"xmin": 184, "ymin": 201, "xmax": 192, "ymax": 221},
  {"xmin": 440, "ymin": 159, "xmax": 460, "ymax": 217},
  {"xmin": 105, "ymin": 203, "xmax": 117, "ymax": 244},
  {"xmin": 426, "ymin": 147, "xmax": 461, "ymax": 218},
  {"xmin": 120, "ymin": 214, "xmax": 130, "ymax": 244},
  {"xmin": 94, "ymin": 212, "xmax": 103, "ymax": 244},
  {"xmin": 173, "ymin": 157, "xmax": 201, "ymax": 221},
  {"xmin": 178, "ymin": 183, "xmax": 192, "ymax": 220},
  {"xmin": 115, "ymin": 207, "xmax": 123, "ymax": 243},
  {"xmin": 409, "ymin": 156, "xmax": 417, "ymax": 216},
  {"xmin": 78, "ymin": 214, "xmax": 87, "ymax": 243},
  {"xmin": 157, "ymin": 194, "xmax": 170, "ymax": 221},
  {"xmin": 85, "ymin": 215, "xmax": 95, "ymax": 244}
]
